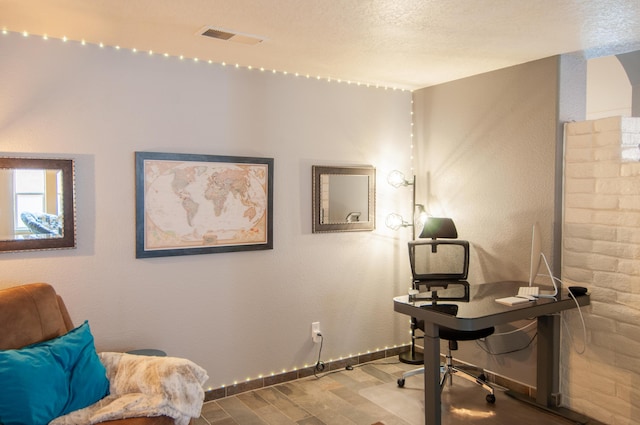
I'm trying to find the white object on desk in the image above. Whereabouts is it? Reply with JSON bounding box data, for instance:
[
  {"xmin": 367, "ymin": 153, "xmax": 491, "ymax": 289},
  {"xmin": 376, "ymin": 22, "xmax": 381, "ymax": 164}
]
[
  {"xmin": 518, "ymin": 286, "xmax": 539, "ymax": 297},
  {"xmin": 495, "ymin": 296, "xmax": 532, "ymax": 306}
]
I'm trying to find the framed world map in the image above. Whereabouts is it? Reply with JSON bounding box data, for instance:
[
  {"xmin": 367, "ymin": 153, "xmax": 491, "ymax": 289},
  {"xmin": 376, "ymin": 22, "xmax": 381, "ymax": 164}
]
[{"xmin": 135, "ymin": 152, "xmax": 273, "ymax": 258}]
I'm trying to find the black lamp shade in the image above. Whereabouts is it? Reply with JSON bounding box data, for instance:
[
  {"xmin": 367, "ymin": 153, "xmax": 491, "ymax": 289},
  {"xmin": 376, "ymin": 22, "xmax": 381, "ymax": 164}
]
[{"xmin": 419, "ymin": 217, "xmax": 458, "ymax": 239}]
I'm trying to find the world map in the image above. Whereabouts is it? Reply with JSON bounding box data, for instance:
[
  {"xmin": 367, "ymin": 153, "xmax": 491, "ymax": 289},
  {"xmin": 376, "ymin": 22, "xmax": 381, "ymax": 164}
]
[{"xmin": 143, "ymin": 159, "xmax": 268, "ymax": 250}]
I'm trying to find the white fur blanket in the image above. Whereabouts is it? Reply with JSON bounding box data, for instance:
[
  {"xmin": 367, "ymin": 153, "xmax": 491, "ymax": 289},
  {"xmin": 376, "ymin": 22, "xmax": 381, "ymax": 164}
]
[{"xmin": 50, "ymin": 352, "xmax": 209, "ymax": 425}]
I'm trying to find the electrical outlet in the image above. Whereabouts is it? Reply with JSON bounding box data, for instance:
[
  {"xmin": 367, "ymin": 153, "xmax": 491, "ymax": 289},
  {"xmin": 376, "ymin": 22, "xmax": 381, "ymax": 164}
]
[{"xmin": 311, "ymin": 322, "xmax": 321, "ymax": 343}]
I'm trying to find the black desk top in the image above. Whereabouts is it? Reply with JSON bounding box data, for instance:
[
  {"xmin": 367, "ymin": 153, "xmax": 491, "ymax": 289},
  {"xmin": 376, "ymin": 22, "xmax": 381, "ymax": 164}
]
[{"xmin": 394, "ymin": 280, "xmax": 590, "ymax": 332}]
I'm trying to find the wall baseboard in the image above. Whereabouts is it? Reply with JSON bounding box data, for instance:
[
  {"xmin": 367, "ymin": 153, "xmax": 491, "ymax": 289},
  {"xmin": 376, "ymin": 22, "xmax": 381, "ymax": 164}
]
[
  {"xmin": 204, "ymin": 345, "xmax": 408, "ymax": 402},
  {"xmin": 203, "ymin": 345, "xmax": 535, "ymax": 402}
]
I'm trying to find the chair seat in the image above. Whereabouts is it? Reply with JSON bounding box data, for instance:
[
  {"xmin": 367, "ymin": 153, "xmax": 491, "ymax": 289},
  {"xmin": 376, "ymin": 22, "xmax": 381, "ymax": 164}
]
[
  {"xmin": 439, "ymin": 326, "xmax": 495, "ymax": 341},
  {"xmin": 415, "ymin": 319, "xmax": 495, "ymax": 341}
]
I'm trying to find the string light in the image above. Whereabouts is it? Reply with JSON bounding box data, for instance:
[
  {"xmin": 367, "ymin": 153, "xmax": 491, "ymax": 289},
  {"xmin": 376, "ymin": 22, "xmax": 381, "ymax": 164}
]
[
  {"xmin": 411, "ymin": 99, "xmax": 415, "ymax": 174},
  {"xmin": 201, "ymin": 342, "xmax": 397, "ymax": 389},
  {"xmin": 1, "ymin": 25, "xmax": 414, "ymax": 390}
]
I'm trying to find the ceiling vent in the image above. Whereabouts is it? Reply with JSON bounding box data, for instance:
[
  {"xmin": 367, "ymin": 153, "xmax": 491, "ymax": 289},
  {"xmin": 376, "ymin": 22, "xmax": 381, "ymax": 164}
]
[{"xmin": 199, "ymin": 26, "xmax": 264, "ymax": 46}]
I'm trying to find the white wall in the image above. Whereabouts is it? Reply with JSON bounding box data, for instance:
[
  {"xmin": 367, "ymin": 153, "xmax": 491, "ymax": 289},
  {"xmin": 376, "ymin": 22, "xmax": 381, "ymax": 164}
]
[
  {"xmin": 563, "ymin": 117, "xmax": 640, "ymax": 424},
  {"xmin": 0, "ymin": 32, "xmax": 414, "ymax": 389},
  {"xmin": 587, "ymin": 56, "xmax": 632, "ymax": 119}
]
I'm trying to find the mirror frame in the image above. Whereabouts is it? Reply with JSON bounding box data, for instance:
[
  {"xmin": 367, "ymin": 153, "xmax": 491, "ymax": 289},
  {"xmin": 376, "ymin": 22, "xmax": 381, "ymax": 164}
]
[
  {"xmin": 312, "ymin": 165, "xmax": 375, "ymax": 233},
  {"xmin": 0, "ymin": 157, "xmax": 76, "ymax": 253}
]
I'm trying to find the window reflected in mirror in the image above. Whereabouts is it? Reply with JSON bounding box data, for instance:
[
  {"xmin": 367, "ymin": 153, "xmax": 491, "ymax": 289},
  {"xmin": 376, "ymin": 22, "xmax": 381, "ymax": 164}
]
[{"xmin": 0, "ymin": 157, "xmax": 76, "ymax": 252}]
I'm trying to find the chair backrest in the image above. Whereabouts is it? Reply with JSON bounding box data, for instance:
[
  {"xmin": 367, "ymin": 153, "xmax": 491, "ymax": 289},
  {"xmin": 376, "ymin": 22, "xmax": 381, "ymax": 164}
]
[
  {"xmin": 408, "ymin": 240, "xmax": 470, "ymax": 282},
  {"xmin": 0, "ymin": 283, "xmax": 74, "ymax": 350}
]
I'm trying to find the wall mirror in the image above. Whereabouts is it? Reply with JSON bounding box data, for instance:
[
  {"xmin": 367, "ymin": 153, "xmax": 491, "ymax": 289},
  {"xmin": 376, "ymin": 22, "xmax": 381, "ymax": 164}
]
[
  {"xmin": 0, "ymin": 157, "xmax": 76, "ymax": 252},
  {"xmin": 312, "ymin": 165, "xmax": 375, "ymax": 233}
]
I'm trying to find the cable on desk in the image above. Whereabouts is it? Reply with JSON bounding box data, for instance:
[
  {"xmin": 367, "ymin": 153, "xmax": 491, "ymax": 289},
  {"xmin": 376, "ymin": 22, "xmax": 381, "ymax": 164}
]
[{"xmin": 476, "ymin": 331, "xmax": 537, "ymax": 355}]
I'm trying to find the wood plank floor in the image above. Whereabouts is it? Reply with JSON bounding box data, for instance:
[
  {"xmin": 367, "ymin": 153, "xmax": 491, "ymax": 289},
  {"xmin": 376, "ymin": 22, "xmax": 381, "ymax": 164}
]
[{"xmin": 193, "ymin": 359, "xmax": 590, "ymax": 425}]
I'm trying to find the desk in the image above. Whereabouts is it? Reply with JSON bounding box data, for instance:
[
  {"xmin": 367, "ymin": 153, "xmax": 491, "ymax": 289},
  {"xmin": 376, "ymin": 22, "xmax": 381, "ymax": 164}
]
[{"xmin": 394, "ymin": 280, "xmax": 590, "ymax": 425}]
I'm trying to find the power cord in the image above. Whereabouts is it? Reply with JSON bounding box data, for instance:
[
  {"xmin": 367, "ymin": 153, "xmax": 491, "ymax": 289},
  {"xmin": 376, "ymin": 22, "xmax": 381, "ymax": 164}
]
[
  {"xmin": 312, "ymin": 356, "xmax": 402, "ymax": 380},
  {"xmin": 563, "ymin": 289, "xmax": 587, "ymax": 354},
  {"xmin": 309, "ymin": 331, "xmax": 401, "ymax": 380},
  {"xmin": 313, "ymin": 333, "xmax": 325, "ymax": 377},
  {"xmin": 476, "ymin": 331, "xmax": 538, "ymax": 355},
  {"xmin": 538, "ymin": 268, "xmax": 588, "ymax": 355},
  {"xmin": 490, "ymin": 319, "xmax": 537, "ymax": 336},
  {"xmin": 535, "ymin": 255, "xmax": 587, "ymax": 355},
  {"xmin": 479, "ymin": 271, "xmax": 587, "ymax": 356}
]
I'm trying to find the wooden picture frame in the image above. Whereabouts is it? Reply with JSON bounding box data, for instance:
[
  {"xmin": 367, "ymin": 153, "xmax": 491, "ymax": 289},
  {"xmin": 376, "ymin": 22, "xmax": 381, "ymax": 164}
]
[
  {"xmin": 135, "ymin": 152, "xmax": 273, "ymax": 258},
  {"xmin": 0, "ymin": 157, "xmax": 76, "ymax": 253}
]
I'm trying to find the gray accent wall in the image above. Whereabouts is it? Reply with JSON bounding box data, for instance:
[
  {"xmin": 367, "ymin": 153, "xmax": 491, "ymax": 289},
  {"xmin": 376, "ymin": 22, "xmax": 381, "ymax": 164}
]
[{"xmin": 412, "ymin": 55, "xmax": 586, "ymax": 385}]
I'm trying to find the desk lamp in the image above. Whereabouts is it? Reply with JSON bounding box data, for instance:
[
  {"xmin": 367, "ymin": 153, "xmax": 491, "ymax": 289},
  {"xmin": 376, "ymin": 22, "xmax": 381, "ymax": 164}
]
[{"xmin": 420, "ymin": 217, "xmax": 458, "ymax": 239}]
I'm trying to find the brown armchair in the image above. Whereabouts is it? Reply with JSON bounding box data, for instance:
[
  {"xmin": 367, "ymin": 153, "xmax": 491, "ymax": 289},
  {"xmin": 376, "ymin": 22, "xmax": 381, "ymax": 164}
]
[{"xmin": 0, "ymin": 283, "xmax": 200, "ymax": 425}]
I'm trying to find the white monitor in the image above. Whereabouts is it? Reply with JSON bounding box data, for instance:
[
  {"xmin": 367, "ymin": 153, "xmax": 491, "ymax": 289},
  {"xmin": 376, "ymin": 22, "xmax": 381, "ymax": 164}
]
[{"xmin": 529, "ymin": 222, "xmax": 542, "ymax": 287}]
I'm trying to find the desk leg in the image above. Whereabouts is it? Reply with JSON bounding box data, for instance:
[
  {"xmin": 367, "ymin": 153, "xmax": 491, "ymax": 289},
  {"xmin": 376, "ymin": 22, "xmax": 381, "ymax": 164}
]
[
  {"xmin": 537, "ymin": 313, "xmax": 559, "ymax": 406},
  {"xmin": 423, "ymin": 323, "xmax": 441, "ymax": 425}
]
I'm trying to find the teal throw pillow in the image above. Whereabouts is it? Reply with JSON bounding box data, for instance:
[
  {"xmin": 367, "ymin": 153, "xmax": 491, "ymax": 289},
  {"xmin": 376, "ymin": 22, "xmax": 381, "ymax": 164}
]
[{"xmin": 0, "ymin": 321, "xmax": 109, "ymax": 425}]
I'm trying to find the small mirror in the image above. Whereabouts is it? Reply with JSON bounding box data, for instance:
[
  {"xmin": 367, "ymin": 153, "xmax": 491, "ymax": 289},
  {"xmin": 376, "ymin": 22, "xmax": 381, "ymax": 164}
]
[
  {"xmin": 0, "ymin": 157, "xmax": 76, "ymax": 252},
  {"xmin": 312, "ymin": 165, "xmax": 375, "ymax": 233}
]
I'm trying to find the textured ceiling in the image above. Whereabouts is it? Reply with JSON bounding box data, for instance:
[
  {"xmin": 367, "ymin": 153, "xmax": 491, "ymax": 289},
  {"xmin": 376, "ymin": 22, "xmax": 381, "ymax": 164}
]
[{"xmin": 2, "ymin": 0, "xmax": 640, "ymax": 90}]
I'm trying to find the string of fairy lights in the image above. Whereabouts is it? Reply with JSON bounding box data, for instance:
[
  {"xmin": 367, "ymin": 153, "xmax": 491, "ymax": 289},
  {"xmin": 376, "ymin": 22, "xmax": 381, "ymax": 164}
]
[
  {"xmin": 2, "ymin": 27, "xmax": 416, "ymax": 391},
  {"xmin": 1, "ymin": 29, "xmax": 410, "ymax": 93},
  {"xmin": 410, "ymin": 99, "xmax": 415, "ymax": 174},
  {"xmin": 223, "ymin": 344, "xmax": 407, "ymax": 389}
]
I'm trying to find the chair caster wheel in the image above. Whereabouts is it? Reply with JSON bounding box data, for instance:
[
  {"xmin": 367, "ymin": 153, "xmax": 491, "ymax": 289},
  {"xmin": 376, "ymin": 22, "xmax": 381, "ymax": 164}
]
[
  {"xmin": 486, "ymin": 394, "xmax": 496, "ymax": 403},
  {"xmin": 397, "ymin": 378, "xmax": 405, "ymax": 388}
]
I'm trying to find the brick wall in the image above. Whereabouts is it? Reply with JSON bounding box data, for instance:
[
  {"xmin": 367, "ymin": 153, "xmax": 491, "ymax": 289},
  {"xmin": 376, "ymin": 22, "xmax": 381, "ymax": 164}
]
[{"xmin": 562, "ymin": 116, "xmax": 640, "ymax": 424}]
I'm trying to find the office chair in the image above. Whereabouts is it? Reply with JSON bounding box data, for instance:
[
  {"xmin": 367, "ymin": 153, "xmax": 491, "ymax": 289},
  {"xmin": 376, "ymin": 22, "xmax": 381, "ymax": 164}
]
[{"xmin": 397, "ymin": 217, "xmax": 496, "ymax": 404}]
